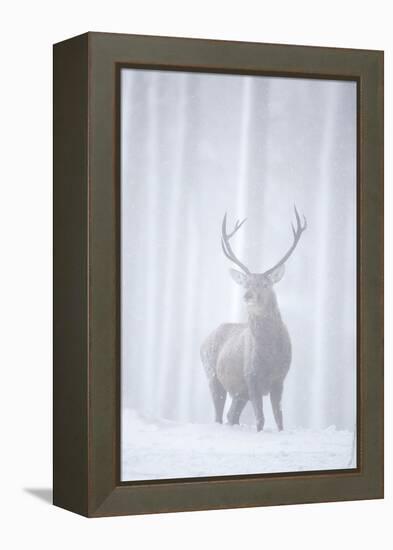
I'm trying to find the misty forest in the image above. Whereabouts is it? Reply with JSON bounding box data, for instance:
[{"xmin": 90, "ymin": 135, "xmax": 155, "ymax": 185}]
[{"xmin": 120, "ymin": 69, "xmax": 357, "ymax": 480}]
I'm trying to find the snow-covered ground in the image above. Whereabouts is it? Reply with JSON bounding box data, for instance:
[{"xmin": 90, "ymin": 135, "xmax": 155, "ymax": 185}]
[{"xmin": 121, "ymin": 410, "xmax": 356, "ymax": 481}]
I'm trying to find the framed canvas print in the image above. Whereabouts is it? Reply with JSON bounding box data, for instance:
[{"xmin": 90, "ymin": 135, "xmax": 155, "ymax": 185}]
[{"xmin": 53, "ymin": 32, "xmax": 383, "ymax": 517}]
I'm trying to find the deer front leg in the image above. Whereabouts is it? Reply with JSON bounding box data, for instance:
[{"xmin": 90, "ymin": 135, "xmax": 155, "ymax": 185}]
[
  {"xmin": 246, "ymin": 373, "xmax": 264, "ymax": 432},
  {"xmin": 270, "ymin": 381, "xmax": 284, "ymax": 431},
  {"xmin": 227, "ymin": 396, "xmax": 247, "ymax": 425}
]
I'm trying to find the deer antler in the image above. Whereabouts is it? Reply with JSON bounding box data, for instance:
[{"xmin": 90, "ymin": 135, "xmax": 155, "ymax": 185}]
[
  {"xmin": 263, "ymin": 205, "xmax": 307, "ymax": 277},
  {"xmin": 221, "ymin": 213, "xmax": 250, "ymax": 274}
]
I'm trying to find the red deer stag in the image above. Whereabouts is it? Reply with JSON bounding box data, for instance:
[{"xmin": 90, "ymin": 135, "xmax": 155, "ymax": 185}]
[{"xmin": 201, "ymin": 207, "xmax": 307, "ymax": 431}]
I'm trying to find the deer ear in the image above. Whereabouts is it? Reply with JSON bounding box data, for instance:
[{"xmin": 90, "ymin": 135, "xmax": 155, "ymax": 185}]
[
  {"xmin": 229, "ymin": 269, "xmax": 249, "ymax": 287},
  {"xmin": 266, "ymin": 264, "xmax": 285, "ymax": 284}
]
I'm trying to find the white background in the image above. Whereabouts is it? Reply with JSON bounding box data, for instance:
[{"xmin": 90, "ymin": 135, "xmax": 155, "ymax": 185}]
[{"xmin": 0, "ymin": 1, "xmax": 390, "ymax": 548}]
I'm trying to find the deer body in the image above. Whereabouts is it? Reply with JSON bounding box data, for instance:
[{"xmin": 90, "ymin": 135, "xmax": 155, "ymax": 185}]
[{"xmin": 201, "ymin": 209, "xmax": 306, "ymax": 431}]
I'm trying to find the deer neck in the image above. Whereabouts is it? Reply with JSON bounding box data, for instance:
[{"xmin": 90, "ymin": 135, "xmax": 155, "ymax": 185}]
[{"xmin": 247, "ymin": 293, "xmax": 282, "ymax": 337}]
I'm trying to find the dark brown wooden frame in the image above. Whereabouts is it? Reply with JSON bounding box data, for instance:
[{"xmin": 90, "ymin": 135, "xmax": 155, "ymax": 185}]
[{"xmin": 53, "ymin": 32, "xmax": 383, "ymax": 517}]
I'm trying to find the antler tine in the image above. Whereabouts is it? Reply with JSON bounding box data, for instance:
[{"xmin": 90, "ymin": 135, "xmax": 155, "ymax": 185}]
[
  {"xmin": 294, "ymin": 204, "xmax": 307, "ymax": 233},
  {"xmin": 221, "ymin": 213, "xmax": 250, "ymax": 274},
  {"xmin": 294, "ymin": 204, "xmax": 301, "ymax": 229},
  {"xmin": 227, "ymin": 217, "xmax": 247, "ymax": 239},
  {"xmin": 263, "ymin": 204, "xmax": 307, "ymax": 276}
]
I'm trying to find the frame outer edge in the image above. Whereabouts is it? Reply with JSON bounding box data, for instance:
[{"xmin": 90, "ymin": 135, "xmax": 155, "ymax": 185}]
[
  {"xmin": 85, "ymin": 33, "xmax": 384, "ymax": 516},
  {"xmin": 53, "ymin": 33, "xmax": 90, "ymax": 517}
]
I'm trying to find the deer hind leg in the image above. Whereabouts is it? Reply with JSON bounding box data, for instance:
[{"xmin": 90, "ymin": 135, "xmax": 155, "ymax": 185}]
[
  {"xmin": 270, "ymin": 381, "xmax": 284, "ymax": 431},
  {"xmin": 227, "ymin": 396, "xmax": 247, "ymax": 425},
  {"xmin": 208, "ymin": 376, "xmax": 227, "ymax": 424}
]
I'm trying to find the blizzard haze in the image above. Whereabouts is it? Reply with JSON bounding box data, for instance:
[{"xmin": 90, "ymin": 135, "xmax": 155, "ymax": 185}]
[{"xmin": 120, "ymin": 68, "xmax": 357, "ymax": 480}]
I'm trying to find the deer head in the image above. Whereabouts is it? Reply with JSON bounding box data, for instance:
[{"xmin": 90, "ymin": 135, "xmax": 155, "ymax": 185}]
[{"xmin": 221, "ymin": 207, "xmax": 307, "ymax": 315}]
